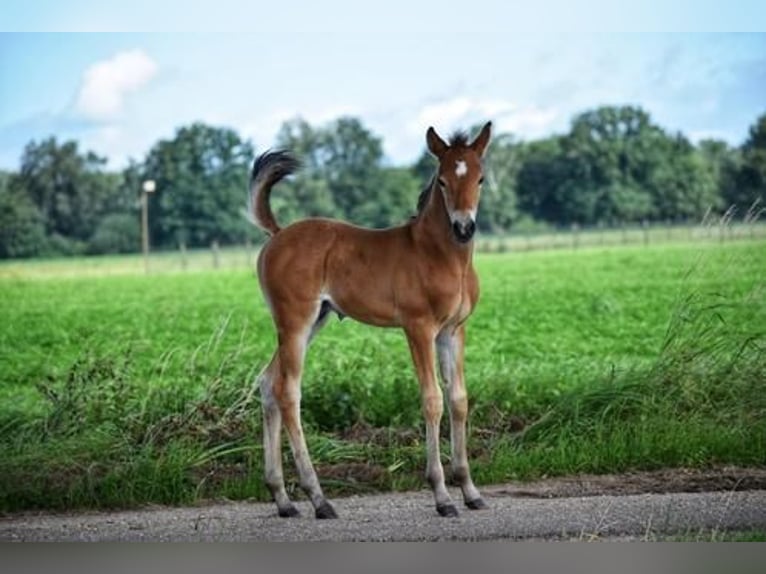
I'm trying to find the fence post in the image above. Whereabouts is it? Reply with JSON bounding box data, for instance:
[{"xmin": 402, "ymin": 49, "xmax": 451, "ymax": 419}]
[
  {"xmin": 245, "ymin": 238, "xmax": 253, "ymax": 268},
  {"xmin": 212, "ymin": 240, "xmax": 220, "ymax": 269},
  {"xmin": 642, "ymin": 220, "xmax": 649, "ymax": 245},
  {"xmin": 179, "ymin": 241, "xmax": 188, "ymax": 271},
  {"xmin": 571, "ymin": 223, "xmax": 579, "ymax": 250}
]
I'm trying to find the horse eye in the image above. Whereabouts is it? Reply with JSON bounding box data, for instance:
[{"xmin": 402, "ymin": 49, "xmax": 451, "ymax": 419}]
[
  {"xmin": 478, "ymin": 176, "xmax": 485, "ymax": 185},
  {"xmin": 438, "ymin": 177, "xmax": 447, "ymax": 189}
]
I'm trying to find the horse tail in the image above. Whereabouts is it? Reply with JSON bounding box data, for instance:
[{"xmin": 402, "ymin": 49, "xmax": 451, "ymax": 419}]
[{"xmin": 246, "ymin": 150, "xmax": 300, "ymax": 236}]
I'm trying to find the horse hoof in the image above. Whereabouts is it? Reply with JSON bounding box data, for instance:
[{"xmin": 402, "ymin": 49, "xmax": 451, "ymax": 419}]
[
  {"xmin": 315, "ymin": 501, "xmax": 338, "ymax": 519},
  {"xmin": 436, "ymin": 503, "xmax": 459, "ymax": 517},
  {"xmin": 278, "ymin": 505, "xmax": 300, "ymax": 518},
  {"xmin": 465, "ymin": 497, "xmax": 488, "ymax": 510}
]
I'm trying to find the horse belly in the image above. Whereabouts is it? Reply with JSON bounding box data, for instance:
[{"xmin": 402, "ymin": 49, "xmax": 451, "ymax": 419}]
[{"xmin": 327, "ymin": 286, "xmax": 399, "ymax": 327}]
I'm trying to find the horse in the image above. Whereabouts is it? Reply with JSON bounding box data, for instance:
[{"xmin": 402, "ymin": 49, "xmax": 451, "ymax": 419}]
[{"xmin": 248, "ymin": 122, "xmax": 492, "ymax": 518}]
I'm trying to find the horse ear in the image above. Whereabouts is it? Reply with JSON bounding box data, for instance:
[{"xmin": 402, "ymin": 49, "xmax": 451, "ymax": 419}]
[
  {"xmin": 426, "ymin": 127, "xmax": 448, "ymax": 158},
  {"xmin": 470, "ymin": 121, "xmax": 492, "ymax": 157}
]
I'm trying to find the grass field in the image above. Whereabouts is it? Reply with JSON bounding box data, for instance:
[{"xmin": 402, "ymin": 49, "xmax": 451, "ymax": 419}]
[{"xmin": 1, "ymin": 239, "xmax": 765, "ymax": 512}]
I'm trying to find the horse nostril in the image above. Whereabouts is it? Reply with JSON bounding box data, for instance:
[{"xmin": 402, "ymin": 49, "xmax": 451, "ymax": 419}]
[{"xmin": 452, "ymin": 220, "xmax": 476, "ymax": 243}]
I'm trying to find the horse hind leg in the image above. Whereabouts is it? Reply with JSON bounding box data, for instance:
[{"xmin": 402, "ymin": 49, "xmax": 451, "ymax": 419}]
[
  {"xmin": 260, "ymin": 300, "xmax": 335, "ymax": 518},
  {"xmin": 259, "ymin": 354, "xmax": 299, "ymax": 517},
  {"xmin": 274, "ymin": 303, "xmax": 337, "ymax": 519}
]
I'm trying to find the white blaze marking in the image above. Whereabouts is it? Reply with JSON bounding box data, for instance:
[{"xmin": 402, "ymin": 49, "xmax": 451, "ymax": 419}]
[
  {"xmin": 451, "ymin": 208, "xmax": 476, "ymax": 224},
  {"xmin": 455, "ymin": 160, "xmax": 468, "ymax": 177}
]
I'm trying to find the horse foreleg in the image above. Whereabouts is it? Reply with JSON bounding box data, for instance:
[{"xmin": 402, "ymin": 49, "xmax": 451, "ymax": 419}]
[
  {"xmin": 436, "ymin": 325, "xmax": 486, "ymax": 510},
  {"xmin": 405, "ymin": 322, "xmax": 457, "ymax": 517}
]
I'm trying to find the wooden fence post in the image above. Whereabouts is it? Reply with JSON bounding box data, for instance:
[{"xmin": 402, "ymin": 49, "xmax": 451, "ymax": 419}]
[
  {"xmin": 245, "ymin": 238, "xmax": 253, "ymax": 267},
  {"xmin": 179, "ymin": 241, "xmax": 188, "ymax": 271},
  {"xmin": 212, "ymin": 240, "xmax": 220, "ymax": 269}
]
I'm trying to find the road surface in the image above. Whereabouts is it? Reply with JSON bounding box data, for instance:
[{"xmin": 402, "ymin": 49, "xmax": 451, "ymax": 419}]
[{"xmin": 3, "ymin": 481, "xmax": 765, "ymax": 541}]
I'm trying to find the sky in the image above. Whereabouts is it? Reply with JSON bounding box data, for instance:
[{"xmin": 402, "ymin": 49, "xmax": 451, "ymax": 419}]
[{"xmin": 1, "ymin": 1, "xmax": 765, "ymax": 171}]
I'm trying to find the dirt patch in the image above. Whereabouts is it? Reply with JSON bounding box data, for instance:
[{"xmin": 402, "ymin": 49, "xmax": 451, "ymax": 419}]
[
  {"xmin": 339, "ymin": 422, "xmax": 420, "ymax": 447},
  {"xmin": 484, "ymin": 466, "xmax": 766, "ymax": 499},
  {"xmin": 317, "ymin": 462, "xmax": 387, "ymax": 484}
]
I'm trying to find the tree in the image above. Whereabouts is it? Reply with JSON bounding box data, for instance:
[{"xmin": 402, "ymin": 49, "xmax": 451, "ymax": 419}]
[
  {"xmin": 0, "ymin": 179, "xmax": 47, "ymax": 258},
  {"xmin": 478, "ymin": 133, "xmax": 521, "ymax": 232},
  {"xmin": 275, "ymin": 116, "xmax": 418, "ymax": 228},
  {"xmin": 517, "ymin": 106, "xmax": 720, "ymax": 225},
  {"xmin": 319, "ymin": 117, "xmax": 386, "ymax": 224},
  {"xmin": 648, "ymin": 136, "xmax": 720, "ymax": 221},
  {"xmin": 88, "ymin": 213, "xmax": 140, "ymax": 254},
  {"xmin": 411, "ymin": 149, "xmax": 437, "ymax": 185},
  {"xmin": 141, "ymin": 123, "xmax": 254, "ymax": 248},
  {"xmin": 733, "ymin": 113, "xmax": 766, "ymax": 213},
  {"xmin": 516, "ymin": 137, "xmax": 567, "ymax": 223},
  {"xmin": 354, "ymin": 167, "xmax": 420, "ymax": 228},
  {"xmin": 556, "ymin": 106, "xmax": 661, "ymax": 224},
  {"xmin": 273, "ymin": 118, "xmax": 340, "ymax": 225},
  {"xmin": 697, "ymin": 139, "xmax": 740, "ymax": 212},
  {"xmin": 9, "ymin": 138, "xmax": 119, "ymax": 249}
]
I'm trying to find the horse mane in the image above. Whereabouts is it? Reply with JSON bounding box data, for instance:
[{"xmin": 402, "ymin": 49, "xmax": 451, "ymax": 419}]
[
  {"xmin": 416, "ymin": 176, "xmax": 434, "ymax": 215},
  {"xmin": 449, "ymin": 131, "xmax": 469, "ymax": 147}
]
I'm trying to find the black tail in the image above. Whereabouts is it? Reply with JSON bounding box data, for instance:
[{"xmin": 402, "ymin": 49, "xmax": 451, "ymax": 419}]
[{"xmin": 247, "ymin": 150, "xmax": 301, "ymax": 235}]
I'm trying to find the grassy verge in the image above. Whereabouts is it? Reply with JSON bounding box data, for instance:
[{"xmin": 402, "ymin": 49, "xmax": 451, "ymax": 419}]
[
  {"xmin": 664, "ymin": 529, "xmax": 766, "ymax": 542},
  {"xmin": 1, "ymin": 241, "xmax": 764, "ymax": 512}
]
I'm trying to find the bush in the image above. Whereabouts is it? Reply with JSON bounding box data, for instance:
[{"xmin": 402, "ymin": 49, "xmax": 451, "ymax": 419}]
[
  {"xmin": 0, "ymin": 190, "xmax": 48, "ymax": 258},
  {"xmin": 45, "ymin": 233, "xmax": 86, "ymax": 256},
  {"xmin": 88, "ymin": 213, "xmax": 140, "ymax": 255}
]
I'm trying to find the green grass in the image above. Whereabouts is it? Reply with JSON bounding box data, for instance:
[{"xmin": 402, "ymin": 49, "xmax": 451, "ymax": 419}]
[{"xmin": 1, "ymin": 240, "xmax": 765, "ymax": 512}]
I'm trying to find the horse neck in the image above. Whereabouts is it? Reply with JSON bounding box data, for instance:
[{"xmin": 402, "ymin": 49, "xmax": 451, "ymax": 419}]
[{"xmin": 412, "ymin": 181, "xmax": 474, "ymax": 266}]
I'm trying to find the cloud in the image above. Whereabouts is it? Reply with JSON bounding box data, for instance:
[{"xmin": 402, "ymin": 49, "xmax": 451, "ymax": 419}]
[
  {"xmin": 74, "ymin": 49, "xmax": 158, "ymax": 122},
  {"xmin": 240, "ymin": 104, "xmax": 362, "ymax": 148},
  {"xmin": 412, "ymin": 96, "xmax": 559, "ymax": 140}
]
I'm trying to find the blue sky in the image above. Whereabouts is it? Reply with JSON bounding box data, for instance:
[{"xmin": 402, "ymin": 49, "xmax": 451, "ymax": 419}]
[{"xmin": 1, "ymin": 2, "xmax": 765, "ymax": 170}]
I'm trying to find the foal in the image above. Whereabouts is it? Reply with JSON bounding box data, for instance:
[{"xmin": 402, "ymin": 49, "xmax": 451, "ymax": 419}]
[{"xmin": 249, "ymin": 122, "xmax": 492, "ymax": 518}]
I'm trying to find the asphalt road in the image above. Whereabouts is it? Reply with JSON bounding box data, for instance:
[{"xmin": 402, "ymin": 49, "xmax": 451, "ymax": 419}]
[{"xmin": 3, "ymin": 486, "xmax": 765, "ymax": 541}]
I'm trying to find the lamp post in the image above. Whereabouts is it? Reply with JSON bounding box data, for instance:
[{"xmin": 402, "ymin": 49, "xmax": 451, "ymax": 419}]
[{"xmin": 141, "ymin": 180, "xmax": 156, "ymax": 273}]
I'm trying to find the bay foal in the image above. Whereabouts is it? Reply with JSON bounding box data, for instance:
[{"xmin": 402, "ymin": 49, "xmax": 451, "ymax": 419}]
[{"xmin": 250, "ymin": 122, "xmax": 492, "ymax": 518}]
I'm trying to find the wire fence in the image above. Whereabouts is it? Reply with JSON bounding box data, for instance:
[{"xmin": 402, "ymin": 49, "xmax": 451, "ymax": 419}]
[
  {"xmin": 3, "ymin": 219, "xmax": 765, "ymax": 278},
  {"xmin": 475, "ymin": 220, "xmax": 766, "ymax": 253}
]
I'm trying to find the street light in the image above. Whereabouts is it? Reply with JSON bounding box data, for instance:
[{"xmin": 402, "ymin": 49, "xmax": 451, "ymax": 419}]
[{"xmin": 142, "ymin": 180, "xmax": 156, "ymax": 273}]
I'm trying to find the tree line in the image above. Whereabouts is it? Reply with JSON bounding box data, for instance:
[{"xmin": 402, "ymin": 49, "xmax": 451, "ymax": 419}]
[{"xmin": 1, "ymin": 105, "xmax": 764, "ymax": 258}]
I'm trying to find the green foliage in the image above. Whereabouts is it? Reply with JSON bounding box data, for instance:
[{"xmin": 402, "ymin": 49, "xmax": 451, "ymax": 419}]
[
  {"xmin": 2, "ymin": 108, "xmax": 766, "ymax": 259},
  {"xmin": 88, "ymin": 213, "xmax": 141, "ymax": 254},
  {"xmin": 732, "ymin": 113, "xmax": 766, "ymax": 212},
  {"xmin": 517, "ymin": 106, "xmax": 722, "ymax": 225},
  {"xmin": 10, "ymin": 138, "xmax": 121, "ymax": 241},
  {"xmin": 274, "ymin": 117, "xmax": 420, "ymax": 228},
  {"xmin": 0, "ymin": 185, "xmax": 47, "ymax": 258},
  {"xmin": 478, "ymin": 133, "xmax": 521, "ymax": 231},
  {"xmin": 142, "ymin": 123, "xmax": 255, "ymax": 248}
]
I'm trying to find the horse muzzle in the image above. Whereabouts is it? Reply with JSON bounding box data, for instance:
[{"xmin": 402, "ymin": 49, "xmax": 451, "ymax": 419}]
[{"xmin": 451, "ymin": 219, "xmax": 476, "ymax": 243}]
